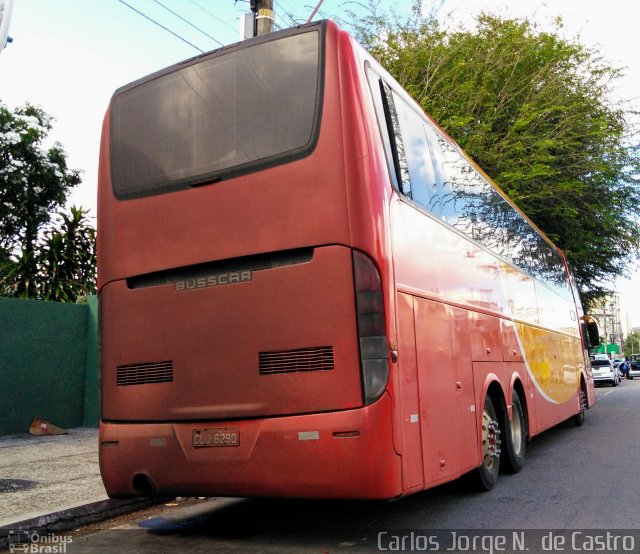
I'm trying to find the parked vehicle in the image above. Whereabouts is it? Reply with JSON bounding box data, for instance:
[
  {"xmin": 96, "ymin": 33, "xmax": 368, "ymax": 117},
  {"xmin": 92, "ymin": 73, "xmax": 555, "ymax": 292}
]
[
  {"xmin": 97, "ymin": 19, "xmax": 599, "ymax": 500},
  {"xmin": 629, "ymin": 360, "xmax": 640, "ymax": 380},
  {"xmin": 591, "ymin": 359, "xmax": 620, "ymax": 386}
]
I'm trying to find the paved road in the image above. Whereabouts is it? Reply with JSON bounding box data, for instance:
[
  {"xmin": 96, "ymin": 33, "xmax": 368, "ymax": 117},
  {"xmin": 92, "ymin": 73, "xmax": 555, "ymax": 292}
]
[{"xmin": 67, "ymin": 381, "xmax": 640, "ymax": 553}]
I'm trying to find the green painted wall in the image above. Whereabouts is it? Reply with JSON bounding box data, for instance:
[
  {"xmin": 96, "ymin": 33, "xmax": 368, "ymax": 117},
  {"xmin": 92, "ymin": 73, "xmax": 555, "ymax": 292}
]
[
  {"xmin": 0, "ymin": 296, "xmax": 99, "ymax": 435},
  {"xmin": 83, "ymin": 295, "xmax": 100, "ymax": 427}
]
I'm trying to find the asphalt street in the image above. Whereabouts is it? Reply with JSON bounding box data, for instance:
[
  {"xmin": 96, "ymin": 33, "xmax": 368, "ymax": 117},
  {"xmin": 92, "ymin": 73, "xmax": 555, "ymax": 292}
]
[{"xmin": 60, "ymin": 380, "xmax": 640, "ymax": 553}]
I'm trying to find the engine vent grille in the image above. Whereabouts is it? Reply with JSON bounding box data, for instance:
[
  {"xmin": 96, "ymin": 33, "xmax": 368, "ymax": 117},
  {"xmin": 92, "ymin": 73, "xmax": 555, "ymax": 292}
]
[
  {"xmin": 117, "ymin": 361, "xmax": 174, "ymax": 386},
  {"xmin": 259, "ymin": 346, "xmax": 334, "ymax": 375}
]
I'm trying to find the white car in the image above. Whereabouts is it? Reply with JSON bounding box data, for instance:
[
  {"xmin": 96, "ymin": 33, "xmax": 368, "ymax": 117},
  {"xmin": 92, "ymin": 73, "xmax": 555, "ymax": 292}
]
[
  {"xmin": 591, "ymin": 359, "xmax": 620, "ymax": 386},
  {"xmin": 629, "ymin": 361, "xmax": 640, "ymax": 380}
]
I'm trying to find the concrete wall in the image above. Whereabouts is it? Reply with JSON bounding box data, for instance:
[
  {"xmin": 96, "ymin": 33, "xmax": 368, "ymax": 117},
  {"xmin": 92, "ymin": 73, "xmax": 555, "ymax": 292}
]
[{"xmin": 0, "ymin": 296, "xmax": 99, "ymax": 435}]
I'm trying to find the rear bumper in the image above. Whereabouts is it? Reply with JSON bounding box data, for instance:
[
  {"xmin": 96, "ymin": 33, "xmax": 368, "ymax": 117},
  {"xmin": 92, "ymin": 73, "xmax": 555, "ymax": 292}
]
[{"xmin": 100, "ymin": 393, "xmax": 402, "ymax": 500}]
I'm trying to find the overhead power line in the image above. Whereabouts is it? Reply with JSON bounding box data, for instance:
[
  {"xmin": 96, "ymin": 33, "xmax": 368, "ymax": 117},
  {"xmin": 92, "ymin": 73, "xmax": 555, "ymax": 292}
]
[
  {"xmin": 152, "ymin": 0, "xmax": 224, "ymax": 47},
  {"xmin": 272, "ymin": 6, "xmax": 293, "ymax": 28},
  {"xmin": 188, "ymin": 0, "xmax": 239, "ymax": 37},
  {"xmin": 273, "ymin": 1, "xmax": 298, "ymax": 25},
  {"xmin": 274, "ymin": 0, "xmax": 296, "ymax": 15},
  {"xmin": 116, "ymin": 0, "xmax": 205, "ymax": 53}
]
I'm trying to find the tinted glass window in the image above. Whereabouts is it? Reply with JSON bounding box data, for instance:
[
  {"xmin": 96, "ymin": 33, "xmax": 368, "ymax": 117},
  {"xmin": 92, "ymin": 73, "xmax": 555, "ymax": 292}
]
[
  {"xmin": 366, "ymin": 68, "xmax": 399, "ymax": 191},
  {"xmin": 380, "ymin": 83, "xmax": 411, "ymax": 197},
  {"xmin": 369, "ymin": 74, "xmax": 572, "ymax": 300},
  {"xmin": 110, "ymin": 30, "xmax": 322, "ymax": 198},
  {"xmin": 392, "ymin": 92, "xmax": 438, "ymax": 211},
  {"xmin": 428, "ymin": 130, "xmax": 571, "ymax": 298}
]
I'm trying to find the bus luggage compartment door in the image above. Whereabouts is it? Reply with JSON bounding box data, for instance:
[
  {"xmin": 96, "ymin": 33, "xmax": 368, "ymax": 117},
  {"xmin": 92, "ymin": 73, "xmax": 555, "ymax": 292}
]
[{"xmin": 101, "ymin": 245, "xmax": 364, "ymax": 421}]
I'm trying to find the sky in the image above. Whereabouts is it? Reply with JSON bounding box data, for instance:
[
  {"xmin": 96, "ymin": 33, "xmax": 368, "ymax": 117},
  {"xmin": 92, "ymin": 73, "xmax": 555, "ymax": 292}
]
[{"xmin": 0, "ymin": 0, "xmax": 638, "ymax": 328}]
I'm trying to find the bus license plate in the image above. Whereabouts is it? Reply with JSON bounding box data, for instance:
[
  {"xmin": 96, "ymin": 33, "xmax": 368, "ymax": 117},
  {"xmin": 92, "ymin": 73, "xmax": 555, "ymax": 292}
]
[{"xmin": 192, "ymin": 428, "xmax": 240, "ymax": 447}]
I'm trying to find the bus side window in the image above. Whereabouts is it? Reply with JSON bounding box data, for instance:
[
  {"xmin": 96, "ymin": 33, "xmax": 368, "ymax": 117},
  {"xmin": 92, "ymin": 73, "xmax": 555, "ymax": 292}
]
[
  {"xmin": 379, "ymin": 82, "xmax": 412, "ymax": 198},
  {"xmin": 426, "ymin": 125, "xmax": 573, "ymax": 299},
  {"xmin": 423, "ymin": 123, "xmax": 448, "ymax": 220},
  {"xmin": 365, "ymin": 67, "xmax": 401, "ymax": 193},
  {"xmin": 431, "ymin": 130, "xmax": 483, "ymax": 230},
  {"xmin": 390, "ymin": 91, "xmax": 439, "ymax": 213}
]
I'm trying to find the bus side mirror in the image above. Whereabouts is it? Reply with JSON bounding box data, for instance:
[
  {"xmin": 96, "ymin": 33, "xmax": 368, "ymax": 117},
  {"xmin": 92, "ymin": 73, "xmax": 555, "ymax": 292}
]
[{"xmin": 581, "ymin": 320, "xmax": 600, "ymax": 349}]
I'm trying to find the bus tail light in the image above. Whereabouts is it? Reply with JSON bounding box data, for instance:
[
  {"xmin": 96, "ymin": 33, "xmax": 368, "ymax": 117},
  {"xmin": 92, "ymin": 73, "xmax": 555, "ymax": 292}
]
[{"xmin": 353, "ymin": 250, "xmax": 389, "ymax": 405}]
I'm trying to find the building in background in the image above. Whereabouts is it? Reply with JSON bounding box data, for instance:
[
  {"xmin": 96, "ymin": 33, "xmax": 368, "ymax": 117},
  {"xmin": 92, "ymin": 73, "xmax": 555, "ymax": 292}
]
[{"xmin": 591, "ymin": 293, "xmax": 624, "ymax": 356}]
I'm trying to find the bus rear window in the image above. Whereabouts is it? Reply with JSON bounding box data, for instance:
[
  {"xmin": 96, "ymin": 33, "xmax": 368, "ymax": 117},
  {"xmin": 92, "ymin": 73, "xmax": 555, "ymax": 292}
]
[{"xmin": 110, "ymin": 29, "xmax": 323, "ymax": 199}]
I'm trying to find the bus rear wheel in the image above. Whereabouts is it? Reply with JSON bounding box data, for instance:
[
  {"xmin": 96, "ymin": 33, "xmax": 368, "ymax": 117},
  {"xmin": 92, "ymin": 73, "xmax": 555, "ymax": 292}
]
[
  {"xmin": 500, "ymin": 390, "xmax": 526, "ymax": 473},
  {"xmin": 470, "ymin": 396, "xmax": 501, "ymax": 491}
]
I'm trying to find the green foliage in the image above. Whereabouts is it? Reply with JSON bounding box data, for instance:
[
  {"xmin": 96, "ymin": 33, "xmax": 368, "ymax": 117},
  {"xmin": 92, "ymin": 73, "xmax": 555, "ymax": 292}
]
[
  {"xmin": 624, "ymin": 331, "xmax": 640, "ymax": 357},
  {"xmin": 0, "ymin": 206, "xmax": 96, "ymax": 301},
  {"xmin": 0, "ymin": 102, "xmax": 81, "ymax": 252},
  {"xmin": 0, "ymin": 101, "xmax": 94, "ymax": 302},
  {"xmin": 348, "ymin": 3, "xmax": 640, "ymax": 306},
  {"xmin": 38, "ymin": 206, "xmax": 97, "ymax": 302}
]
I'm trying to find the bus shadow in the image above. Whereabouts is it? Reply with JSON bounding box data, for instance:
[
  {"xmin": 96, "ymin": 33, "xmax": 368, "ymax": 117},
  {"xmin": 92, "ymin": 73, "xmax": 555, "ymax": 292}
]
[{"xmin": 136, "ymin": 478, "xmax": 473, "ymax": 546}]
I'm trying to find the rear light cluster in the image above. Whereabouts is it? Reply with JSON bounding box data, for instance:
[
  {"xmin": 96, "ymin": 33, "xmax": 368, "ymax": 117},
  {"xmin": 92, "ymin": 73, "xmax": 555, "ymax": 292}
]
[{"xmin": 352, "ymin": 250, "xmax": 389, "ymax": 405}]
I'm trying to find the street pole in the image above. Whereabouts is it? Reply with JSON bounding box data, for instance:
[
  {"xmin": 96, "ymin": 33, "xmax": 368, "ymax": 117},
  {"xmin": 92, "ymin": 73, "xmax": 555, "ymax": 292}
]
[
  {"xmin": 306, "ymin": 0, "xmax": 325, "ymax": 23},
  {"xmin": 251, "ymin": 0, "xmax": 274, "ymax": 36}
]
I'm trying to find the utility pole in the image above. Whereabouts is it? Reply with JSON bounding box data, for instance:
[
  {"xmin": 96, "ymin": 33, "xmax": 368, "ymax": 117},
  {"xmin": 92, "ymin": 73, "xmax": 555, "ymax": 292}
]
[{"xmin": 250, "ymin": 0, "xmax": 274, "ymax": 36}]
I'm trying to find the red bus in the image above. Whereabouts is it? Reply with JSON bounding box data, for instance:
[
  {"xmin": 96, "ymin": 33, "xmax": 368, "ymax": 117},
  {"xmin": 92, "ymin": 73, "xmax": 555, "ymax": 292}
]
[{"xmin": 98, "ymin": 20, "xmax": 599, "ymax": 499}]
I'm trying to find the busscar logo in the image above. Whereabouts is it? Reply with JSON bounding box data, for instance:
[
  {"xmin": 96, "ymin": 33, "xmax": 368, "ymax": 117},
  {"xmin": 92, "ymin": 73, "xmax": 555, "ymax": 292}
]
[{"xmin": 175, "ymin": 270, "xmax": 252, "ymax": 292}]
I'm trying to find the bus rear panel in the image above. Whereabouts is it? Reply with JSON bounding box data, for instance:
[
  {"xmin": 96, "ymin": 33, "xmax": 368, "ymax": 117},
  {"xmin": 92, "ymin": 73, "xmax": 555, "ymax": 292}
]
[{"xmin": 99, "ymin": 21, "xmax": 402, "ymax": 499}]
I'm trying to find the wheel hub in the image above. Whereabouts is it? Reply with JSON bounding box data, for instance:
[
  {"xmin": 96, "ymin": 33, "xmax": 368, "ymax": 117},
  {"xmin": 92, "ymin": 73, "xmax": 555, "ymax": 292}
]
[
  {"xmin": 487, "ymin": 420, "xmax": 501, "ymax": 457},
  {"xmin": 482, "ymin": 411, "xmax": 501, "ymax": 468}
]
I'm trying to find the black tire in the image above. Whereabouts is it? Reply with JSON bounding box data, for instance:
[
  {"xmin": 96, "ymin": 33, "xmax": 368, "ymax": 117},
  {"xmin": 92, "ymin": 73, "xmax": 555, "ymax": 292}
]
[
  {"xmin": 469, "ymin": 396, "xmax": 501, "ymax": 491},
  {"xmin": 574, "ymin": 384, "xmax": 587, "ymax": 427},
  {"xmin": 500, "ymin": 390, "xmax": 526, "ymax": 473}
]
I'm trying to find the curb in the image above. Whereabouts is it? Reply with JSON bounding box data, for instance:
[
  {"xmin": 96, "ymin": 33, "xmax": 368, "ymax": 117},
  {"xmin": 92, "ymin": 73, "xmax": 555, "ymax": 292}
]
[{"xmin": 0, "ymin": 497, "xmax": 158, "ymax": 550}]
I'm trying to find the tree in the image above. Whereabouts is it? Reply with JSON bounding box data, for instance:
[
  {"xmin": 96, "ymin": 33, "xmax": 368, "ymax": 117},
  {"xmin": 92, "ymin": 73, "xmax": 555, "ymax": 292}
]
[
  {"xmin": 346, "ymin": 3, "xmax": 640, "ymax": 309},
  {"xmin": 0, "ymin": 101, "xmax": 82, "ymax": 293},
  {"xmin": 0, "ymin": 101, "xmax": 93, "ymax": 301},
  {"xmin": 37, "ymin": 206, "xmax": 97, "ymax": 302},
  {"xmin": 0, "ymin": 206, "xmax": 96, "ymax": 301},
  {"xmin": 624, "ymin": 331, "xmax": 640, "ymax": 357}
]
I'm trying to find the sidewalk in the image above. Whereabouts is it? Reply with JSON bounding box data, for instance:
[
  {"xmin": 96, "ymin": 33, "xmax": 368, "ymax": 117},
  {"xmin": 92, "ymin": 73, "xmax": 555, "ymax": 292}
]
[{"xmin": 0, "ymin": 428, "xmax": 153, "ymax": 547}]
